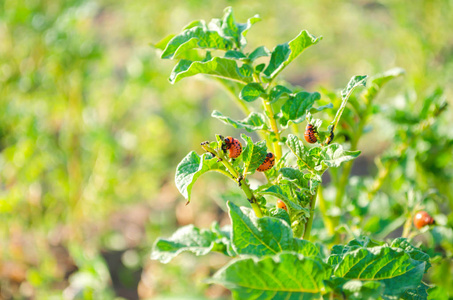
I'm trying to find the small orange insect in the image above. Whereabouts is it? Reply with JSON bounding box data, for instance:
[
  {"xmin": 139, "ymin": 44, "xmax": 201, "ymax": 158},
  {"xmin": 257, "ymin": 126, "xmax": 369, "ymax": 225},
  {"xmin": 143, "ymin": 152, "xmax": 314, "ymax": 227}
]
[
  {"xmin": 256, "ymin": 152, "xmax": 275, "ymax": 172},
  {"xmin": 304, "ymin": 124, "xmax": 317, "ymax": 144},
  {"xmin": 276, "ymin": 200, "xmax": 287, "ymax": 212},
  {"xmin": 223, "ymin": 136, "xmax": 242, "ymax": 158},
  {"xmin": 413, "ymin": 211, "xmax": 435, "ymax": 229}
]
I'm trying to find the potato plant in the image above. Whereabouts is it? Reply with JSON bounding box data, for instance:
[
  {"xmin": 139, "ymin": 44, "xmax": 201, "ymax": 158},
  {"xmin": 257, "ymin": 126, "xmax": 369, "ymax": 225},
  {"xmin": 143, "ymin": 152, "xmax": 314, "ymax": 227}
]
[{"xmin": 151, "ymin": 8, "xmax": 440, "ymax": 299}]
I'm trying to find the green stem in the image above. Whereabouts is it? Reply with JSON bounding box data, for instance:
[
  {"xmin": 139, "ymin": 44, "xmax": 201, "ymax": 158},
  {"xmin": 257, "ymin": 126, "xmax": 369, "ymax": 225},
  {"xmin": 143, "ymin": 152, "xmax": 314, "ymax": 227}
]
[
  {"xmin": 317, "ymin": 186, "xmax": 335, "ymax": 235},
  {"xmin": 218, "ymin": 153, "xmax": 263, "ymax": 218},
  {"xmin": 331, "ymin": 92, "xmax": 372, "ymax": 237},
  {"xmin": 303, "ymin": 187, "xmax": 319, "ymax": 241},
  {"xmin": 334, "ymin": 161, "xmax": 354, "ymax": 207},
  {"xmin": 263, "ymin": 99, "xmax": 282, "ymax": 161},
  {"xmin": 331, "ymin": 82, "xmax": 364, "ymax": 132},
  {"xmin": 402, "ymin": 212, "xmax": 413, "ymax": 238},
  {"xmin": 291, "ymin": 123, "xmax": 300, "ymax": 135},
  {"xmin": 213, "ymin": 168, "xmax": 236, "ymax": 180}
]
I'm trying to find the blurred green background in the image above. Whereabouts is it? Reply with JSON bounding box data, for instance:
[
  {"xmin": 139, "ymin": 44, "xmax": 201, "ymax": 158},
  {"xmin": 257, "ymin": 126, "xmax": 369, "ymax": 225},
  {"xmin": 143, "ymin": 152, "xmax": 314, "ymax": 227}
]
[{"xmin": 0, "ymin": 0, "xmax": 452, "ymax": 299}]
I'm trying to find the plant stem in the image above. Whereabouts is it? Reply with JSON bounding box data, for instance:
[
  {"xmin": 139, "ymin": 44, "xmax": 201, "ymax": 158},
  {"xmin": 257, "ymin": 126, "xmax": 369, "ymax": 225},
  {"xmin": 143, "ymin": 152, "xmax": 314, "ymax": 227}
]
[
  {"xmin": 303, "ymin": 187, "xmax": 319, "ymax": 241},
  {"xmin": 263, "ymin": 99, "xmax": 282, "ymax": 160},
  {"xmin": 330, "ymin": 92, "xmax": 372, "ymax": 238},
  {"xmin": 402, "ymin": 212, "xmax": 413, "ymax": 238},
  {"xmin": 291, "ymin": 123, "xmax": 300, "ymax": 135},
  {"xmin": 317, "ymin": 186, "xmax": 335, "ymax": 235},
  {"xmin": 217, "ymin": 153, "xmax": 263, "ymax": 217},
  {"xmin": 241, "ymin": 181, "xmax": 264, "ymax": 218}
]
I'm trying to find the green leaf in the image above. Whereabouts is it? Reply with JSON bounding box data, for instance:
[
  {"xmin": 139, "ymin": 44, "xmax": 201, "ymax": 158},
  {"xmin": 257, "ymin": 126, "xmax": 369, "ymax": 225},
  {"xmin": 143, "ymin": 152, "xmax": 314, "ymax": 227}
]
[
  {"xmin": 328, "ymin": 236, "xmax": 386, "ymax": 267},
  {"xmin": 316, "ymin": 143, "xmax": 361, "ymax": 172},
  {"xmin": 263, "ymin": 30, "xmax": 322, "ymax": 79},
  {"xmin": 169, "ymin": 57, "xmax": 253, "ymax": 84},
  {"xmin": 286, "ymin": 134, "xmax": 316, "ymax": 171},
  {"xmin": 258, "ymin": 184, "xmax": 307, "ymax": 213},
  {"xmin": 286, "ymin": 134, "xmax": 306, "ymax": 161},
  {"xmin": 153, "ymin": 34, "xmax": 176, "ymax": 50},
  {"xmin": 212, "ymin": 110, "xmax": 268, "ymax": 132},
  {"xmin": 334, "ymin": 247, "xmax": 426, "ymax": 298},
  {"xmin": 209, "ymin": 252, "xmax": 331, "ymax": 299},
  {"xmin": 268, "ymin": 207, "xmax": 291, "ymax": 225},
  {"xmin": 228, "ymin": 201, "xmax": 317, "ymax": 257},
  {"xmin": 236, "ymin": 15, "xmax": 261, "ymax": 49},
  {"xmin": 370, "ymin": 67, "xmax": 405, "ymax": 88},
  {"xmin": 269, "ymin": 85, "xmax": 292, "ymax": 103},
  {"xmin": 280, "ymin": 91, "xmax": 321, "ymax": 126},
  {"xmin": 219, "ymin": 7, "xmax": 261, "ymax": 49},
  {"xmin": 161, "ymin": 21, "xmax": 233, "ymax": 59},
  {"xmin": 255, "ymin": 63, "xmax": 265, "ymax": 73},
  {"xmin": 401, "ymin": 282, "xmax": 430, "ymax": 300},
  {"xmin": 390, "ymin": 238, "xmax": 431, "ymax": 272},
  {"xmin": 247, "ymin": 46, "xmax": 271, "ymax": 61},
  {"xmin": 326, "ymin": 278, "xmax": 383, "ymax": 300},
  {"xmin": 309, "ymin": 103, "xmax": 334, "ymax": 113},
  {"xmin": 224, "ymin": 50, "xmax": 246, "ymax": 60},
  {"xmin": 241, "ymin": 134, "xmax": 267, "ymax": 174},
  {"xmin": 239, "ymin": 83, "xmax": 266, "ymax": 102},
  {"xmin": 341, "ymin": 75, "xmax": 368, "ymax": 100},
  {"xmin": 280, "ymin": 167, "xmax": 307, "ymax": 189},
  {"xmin": 151, "ymin": 223, "xmax": 233, "ymax": 263},
  {"xmin": 175, "ymin": 152, "xmax": 223, "ymax": 203}
]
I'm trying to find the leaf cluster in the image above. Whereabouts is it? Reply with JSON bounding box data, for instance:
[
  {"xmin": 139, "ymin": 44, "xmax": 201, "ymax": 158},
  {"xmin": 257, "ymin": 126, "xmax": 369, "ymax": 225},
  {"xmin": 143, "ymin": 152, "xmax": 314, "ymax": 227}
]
[{"xmin": 153, "ymin": 202, "xmax": 432, "ymax": 299}]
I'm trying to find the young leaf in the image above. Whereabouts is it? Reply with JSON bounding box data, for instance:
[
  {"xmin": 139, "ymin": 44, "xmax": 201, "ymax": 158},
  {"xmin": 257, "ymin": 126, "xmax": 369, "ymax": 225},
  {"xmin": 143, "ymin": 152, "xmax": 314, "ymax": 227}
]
[
  {"xmin": 151, "ymin": 224, "xmax": 234, "ymax": 263},
  {"xmin": 280, "ymin": 167, "xmax": 307, "ymax": 189},
  {"xmin": 331, "ymin": 75, "xmax": 368, "ymax": 131},
  {"xmin": 286, "ymin": 134, "xmax": 306, "ymax": 161},
  {"xmin": 280, "ymin": 91, "xmax": 321, "ymax": 126},
  {"xmin": 153, "ymin": 34, "xmax": 176, "ymax": 50},
  {"xmin": 239, "ymin": 83, "xmax": 266, "ymax": 102},
  {"xmin": 247, "ymin": 46, "xmax": 271, "ymax": 61},
  {"xmin": 169, "ymin": 57, "xmax": 253, "ymax": 84},
  {"xmin": 219, "ymin": 7, "xmax": 260, "ymax": 49},
  {"xmin": 370, "ymin": 67, "xmax": 405, "ymax": 89},
  {"xmin": 209, "ymin": 253, "xmax": 331, "ymax": 299},
  {"xmin": 316, "ymin": 143, "xmax": 361, "ymax": 172},
  {"xmin": 341, "ymin": 75, "xmax": 368, "ymax": 99},
  {"xmin": 212, "ymin": 110, "xmax": 268, "ymax": 132},
  {"xmin": 228, "ymin": 201, "xmax": 317, "ymax": 257},
  {"xmin": 161, "ymin": 21, "xmax": 233, "ymax": 59},
  {"xmin": 263, "ymin": 30, "xmax": 322, "ymax": 80},
  {"xmin": 224, "ymin": 50, "xmax": 247, "ymax": 60},
  {"xmin": 175, "ymin": 151, "xmax": 223, "ymax": 204},
  {"xmin": 241, "ymin": 134, "xmax": 267, "ymax": 174},
  {"xmin": 334, "ymin": 247, "xmax": 426, "ymax": 298},
  {"xmin": 269, "ymin": 85, "xmax": 292, "ymax": 103}
]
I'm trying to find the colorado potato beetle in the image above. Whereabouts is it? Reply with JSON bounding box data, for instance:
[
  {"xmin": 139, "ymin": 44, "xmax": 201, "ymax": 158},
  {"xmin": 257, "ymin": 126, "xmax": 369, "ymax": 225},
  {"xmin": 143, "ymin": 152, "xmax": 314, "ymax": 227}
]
[
  {"xmin": 256, "ymin": 152, "xmax": 275, "ymax": 172},
  {"xmin": 304, "ymin": 124, "xmax": 317, "ymax": 144},
  {"xmin": 223, "ymin": 136, "xmax": 242, "ymax": 158},
  {"xmin": 276, "ymin": 200, "xmax": 288, "ymax": 212},
  {"xmin": 413, "ymin": 211, "xmax": 435, "ymax": 229}
]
